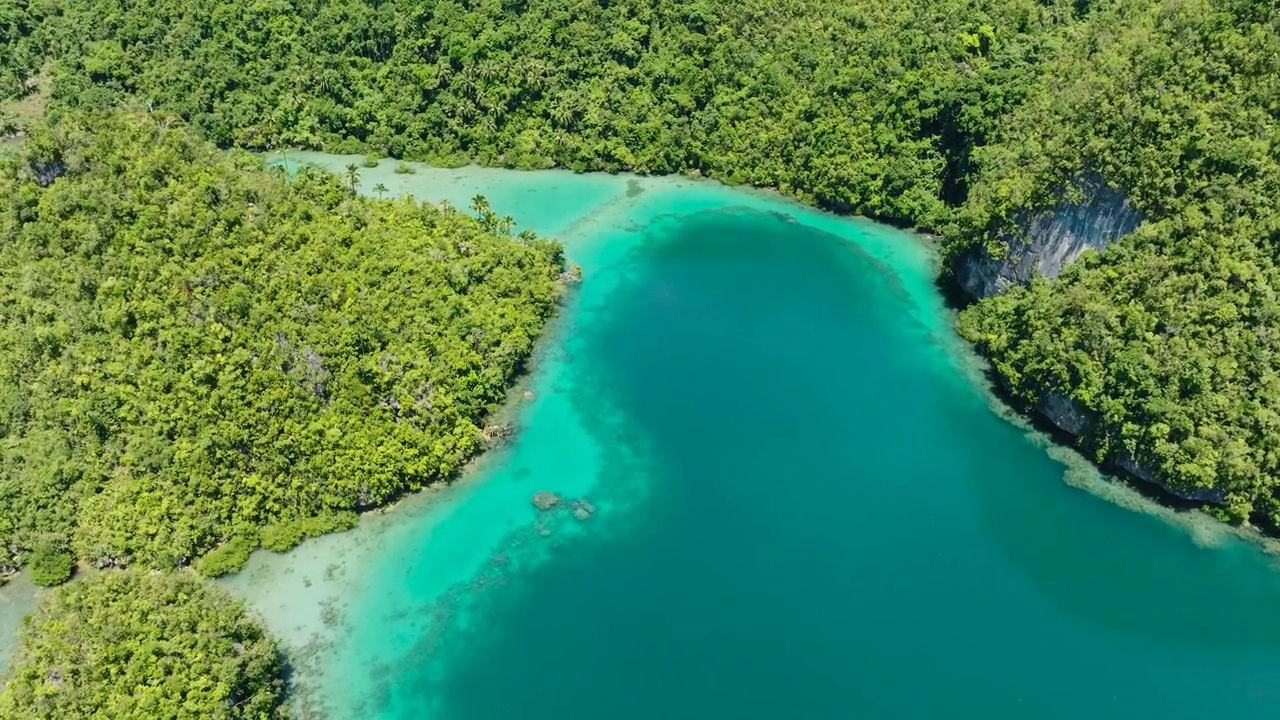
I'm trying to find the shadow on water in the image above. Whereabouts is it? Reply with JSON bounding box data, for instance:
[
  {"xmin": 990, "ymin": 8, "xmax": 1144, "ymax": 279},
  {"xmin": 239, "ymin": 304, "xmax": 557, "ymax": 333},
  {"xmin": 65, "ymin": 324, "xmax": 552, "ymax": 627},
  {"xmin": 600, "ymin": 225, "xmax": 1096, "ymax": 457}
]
[{"xmin": 934, "ymin": 268, "xmax": 1212, "ymax": 513}]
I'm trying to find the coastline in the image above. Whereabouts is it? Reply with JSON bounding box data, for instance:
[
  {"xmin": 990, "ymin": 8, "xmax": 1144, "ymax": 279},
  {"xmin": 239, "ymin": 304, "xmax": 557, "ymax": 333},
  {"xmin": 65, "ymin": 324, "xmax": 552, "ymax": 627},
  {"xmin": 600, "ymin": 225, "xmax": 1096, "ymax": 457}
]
[
  {"xmin": 212, "ymin": 159, "xmax": 935, "ymax": 717},
  {"xmin": 310, "ymin": 151, "xmax": 1260, "ymax": 549},
  {"xmin": 5, "ymin": 156, "xmax": 1274, "ymax": 708},
  {"xmin": 234, "ymin": 154, "xmax": 1280, "ymax": 593},
  {"xmin": 212, "ymin": 162, "xmax": 645, "ymax": 716},
  {"xmin": 938, "ymin": 296, "xmax": 1280, "ymax": 556}
]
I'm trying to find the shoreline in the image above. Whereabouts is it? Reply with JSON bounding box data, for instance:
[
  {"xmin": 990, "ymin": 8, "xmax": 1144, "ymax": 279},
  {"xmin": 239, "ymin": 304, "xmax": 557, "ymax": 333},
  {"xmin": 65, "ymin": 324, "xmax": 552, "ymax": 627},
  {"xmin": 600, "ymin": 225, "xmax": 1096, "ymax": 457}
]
[
  {"xmin": 201, "ymin": 154, "xmax": 1280, "ymax": 585},
  {"xmin": 935, "ymin": 288, "xmax": 1280, "ymax": 556},
  {"xmin": 290, "ymin": 150, "xmax": 1262, "ymax": 550},
  {"xmin": 211, "ymin": 182, "xmax": 618, "ymax": 715},
  {"xmin": 6, "ymin": 156, "xmax": 1276, "ymax": 707}
]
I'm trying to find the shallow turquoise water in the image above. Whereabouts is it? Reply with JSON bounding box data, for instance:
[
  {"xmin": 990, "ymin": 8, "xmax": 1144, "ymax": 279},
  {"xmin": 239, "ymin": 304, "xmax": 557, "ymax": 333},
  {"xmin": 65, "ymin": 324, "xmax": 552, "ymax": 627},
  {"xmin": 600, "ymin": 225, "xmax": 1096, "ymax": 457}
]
[
  {"xmin": 228, "ymin": 156, "xmax": 1280, "ymax": 719},
  {"xmin": 0, "ymin": 574, "xmax": 36, "ymax": 683}
]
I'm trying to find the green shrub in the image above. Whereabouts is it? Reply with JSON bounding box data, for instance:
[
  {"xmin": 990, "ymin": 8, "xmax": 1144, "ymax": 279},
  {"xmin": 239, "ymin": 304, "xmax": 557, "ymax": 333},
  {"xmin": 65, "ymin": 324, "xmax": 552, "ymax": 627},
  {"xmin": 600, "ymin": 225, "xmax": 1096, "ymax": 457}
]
[
  {"xmin": 27, "ymin": 541, "xmax": 73, "ymax": 587},
  {"xmin": 261, "ymin": 512, "xmax": 358, "ymax": 553},
  {"xmin": 195, "ymin": 536, "xmax": 257, "ymax": 578},
  {"xmin": 0, "ymin": 570, "xmax": 286, "ymax": 718}
]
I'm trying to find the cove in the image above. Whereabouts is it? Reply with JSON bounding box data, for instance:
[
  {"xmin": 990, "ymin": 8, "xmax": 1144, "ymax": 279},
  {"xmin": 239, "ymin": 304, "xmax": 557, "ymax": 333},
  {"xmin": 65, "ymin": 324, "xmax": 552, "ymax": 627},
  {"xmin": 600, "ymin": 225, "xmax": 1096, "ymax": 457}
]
[{"xmin": 217, "ymin": 155, "xmax": 1280, "ymax": 719}]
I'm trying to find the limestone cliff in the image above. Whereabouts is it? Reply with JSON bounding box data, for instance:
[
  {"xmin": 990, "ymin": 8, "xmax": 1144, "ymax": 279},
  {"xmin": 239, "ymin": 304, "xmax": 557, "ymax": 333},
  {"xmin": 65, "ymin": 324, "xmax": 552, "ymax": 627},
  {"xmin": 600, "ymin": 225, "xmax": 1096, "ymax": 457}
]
[
  {"xmin": 957, "ymin": 175, "xmax": 1143, "ymax": 298},
  {"xmin": 1030, "ymin": 392, "xmax": 1226, "ymax": 504},
  {"xmin": 961, "ymin": 179, "xmax": 1225, "ymax": 505},
  {"xmin": 1035, "ymin": 392, "xmax": 1093, "ymax": 437}
]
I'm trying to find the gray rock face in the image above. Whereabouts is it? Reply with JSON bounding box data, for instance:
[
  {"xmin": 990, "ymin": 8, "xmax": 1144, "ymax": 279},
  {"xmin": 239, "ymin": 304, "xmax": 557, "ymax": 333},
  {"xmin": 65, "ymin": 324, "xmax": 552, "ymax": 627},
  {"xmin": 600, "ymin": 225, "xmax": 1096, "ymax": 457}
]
[
  {"xmin": 954, "ymin": 178, "xmax": 1217, "ymax": 504},
  {"xmin": 1116, "ymin": 452, "xmax": 1226, "ymax": 504},
  {"xmin": 1036, "ymin": 392, "xmax": 1095, "ymax": 436},
  {"xmin": 958, "ymin": 175, "xmax": 1142, "ymax": 298},
  {"xmin": 1033, "ymin": 393, "xmax": 1225, "ymax": 504}
]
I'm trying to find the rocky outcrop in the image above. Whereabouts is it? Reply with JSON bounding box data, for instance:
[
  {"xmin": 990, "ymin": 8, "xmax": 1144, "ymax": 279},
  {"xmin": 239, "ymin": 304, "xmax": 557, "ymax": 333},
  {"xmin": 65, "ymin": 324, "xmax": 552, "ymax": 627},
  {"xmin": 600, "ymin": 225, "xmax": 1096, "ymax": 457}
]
[
  {"xmin": 1036, "ymin": 392, "xmax": 1094, "ymax": 436},
  {"xmin": 1032, "ymin": 392, "xmax": 1226, "ymax": 504},
  {"xmin": 482, "ymin": 424, "xmax": 513, "ymax": 445},
  {"xmin": 557, "ymin": 265, "xmax": 584, "ymax": 284},
  {"xmin": 953, "ymin": 177, "xmax": 1221, "ymax": 504},
  {"xmin": 1115, "ymin": 452, "xmax": 1225, "ymax": 504},
  {"xmin": 957, "ymin": 174, "xmax": 1142, "ymax": 298},
  {"xmin": 531, "ymin": 491, "xmax": 561, "ymax": 511}
]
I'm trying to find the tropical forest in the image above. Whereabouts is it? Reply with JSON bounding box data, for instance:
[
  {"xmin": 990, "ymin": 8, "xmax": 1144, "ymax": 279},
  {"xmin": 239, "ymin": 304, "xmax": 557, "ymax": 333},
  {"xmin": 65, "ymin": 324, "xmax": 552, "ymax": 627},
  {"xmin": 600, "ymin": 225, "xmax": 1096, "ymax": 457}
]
[{"xmin": 1, "ymin": 0, "xmax": 1278, "ymax": 716}]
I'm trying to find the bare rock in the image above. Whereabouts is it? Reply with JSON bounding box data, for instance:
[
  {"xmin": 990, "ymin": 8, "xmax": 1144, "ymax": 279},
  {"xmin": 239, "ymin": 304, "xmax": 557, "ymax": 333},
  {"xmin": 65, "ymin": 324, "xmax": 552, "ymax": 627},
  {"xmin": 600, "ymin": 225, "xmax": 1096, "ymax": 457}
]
[
  {"xmin": 557, "ymin": 265, "xmax": 584, "ymax": 284},
  {"xmin": 1037, "ymin": 392, "xmax": 1095, "ymax": 436},
  {"xmin": 531, "ymin": 491, "xmax": 561, "ymax": 511},
  {"xmin": 956, "ymin": 173, "xmax": 1142, "ymax": 298},
  {"xmin": 570, "ymin": 498, "xmax": 597, "ymax": 521},
  {"xmin": 483, "ymin": 424, "xmax": 513, "ymax": 444}
]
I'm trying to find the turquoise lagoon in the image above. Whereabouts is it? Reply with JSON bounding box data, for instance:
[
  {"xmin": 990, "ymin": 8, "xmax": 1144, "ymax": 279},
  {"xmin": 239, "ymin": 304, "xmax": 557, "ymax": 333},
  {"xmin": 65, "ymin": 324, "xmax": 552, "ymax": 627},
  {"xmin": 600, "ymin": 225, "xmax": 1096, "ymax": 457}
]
[{"xmin": 205, "ymin": 155, "xmax": 1280, "ymax": 719}]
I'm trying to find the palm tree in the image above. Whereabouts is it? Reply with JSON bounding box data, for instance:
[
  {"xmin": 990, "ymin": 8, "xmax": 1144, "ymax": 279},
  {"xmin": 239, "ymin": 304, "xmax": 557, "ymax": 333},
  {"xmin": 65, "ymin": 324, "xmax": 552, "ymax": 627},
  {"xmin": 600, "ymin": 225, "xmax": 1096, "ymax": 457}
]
[
  {"xmin": 470, "ymin": 194, "xmax": 498, "ymax": 231},
  {"xmin": 344, "ymin": 164, "xmax": 361, "ymax": 193},
  {"xmin": 0, "ymin": 109, "xmax": 17, "ymax": 137},
  {"xmin": 549, "ymin": 101, "xmax": 574, "ymax": 128},
  {"xmin": 372, "ymin": 182, "xmax": 388, "ymax": 199}
]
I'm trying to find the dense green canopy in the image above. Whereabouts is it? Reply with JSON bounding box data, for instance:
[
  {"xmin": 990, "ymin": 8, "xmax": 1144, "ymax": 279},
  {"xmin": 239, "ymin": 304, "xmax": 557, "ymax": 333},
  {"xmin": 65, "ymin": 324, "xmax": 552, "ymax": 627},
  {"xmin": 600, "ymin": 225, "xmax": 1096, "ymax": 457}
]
[
  {"xmin": 957, "ymin": 0, "xmax": 1280, "ymax": 521},
  {"xmin": 0, "ymin": 110, "xmax": 567, "ymax": 579},
  {"xmin": 7, "ymin": 0, "xmax": 1063, "ymax": 227},
  {"xmin": 0, "ymin": 570, "xmax": 286, "ymax": 718},
  {"xmin": 13, "ymin": 0, "xmax": 1267, "ymax": 520},
  {"xmin": 0, "ymin": 0, "xmax": 1278, "ymax": 713}
]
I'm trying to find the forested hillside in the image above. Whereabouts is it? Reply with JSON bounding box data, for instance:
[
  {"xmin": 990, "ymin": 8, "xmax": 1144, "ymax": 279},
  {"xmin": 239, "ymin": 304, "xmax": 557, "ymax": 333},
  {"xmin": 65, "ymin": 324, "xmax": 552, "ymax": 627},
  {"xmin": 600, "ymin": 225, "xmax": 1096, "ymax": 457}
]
[
  {"xmin": 14, "ymin": 0, "xmax": 1272, "ymax": 523},
  {"xmin": 13, "ymin": 0, "xmax": 1064, "ymax": 227},
  {"xmin": 1, "ymin": 0, "xmax": 1279, "ymax": 713},
  {"xmin": 0, "ymin": 1, "xmax": 43, "ymax": 114},
  {"xmin": 0, "ymin": 0, "xmax": 1277, "ymax": 581},
  {"xmin": 959, "ymin": 0, "xmax": 1280, "ymax": 521},
  {"xmin": 0, "ymin": 110, "xmax": 567, "ymax": 582}
]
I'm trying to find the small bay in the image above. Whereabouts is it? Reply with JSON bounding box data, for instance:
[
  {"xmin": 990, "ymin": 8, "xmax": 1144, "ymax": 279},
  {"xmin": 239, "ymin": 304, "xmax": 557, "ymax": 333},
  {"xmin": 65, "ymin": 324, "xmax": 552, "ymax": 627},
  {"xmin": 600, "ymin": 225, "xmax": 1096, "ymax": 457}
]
[{"xmin": 214, "ymin": 154, "xmax": 1280, "ymax": 719}]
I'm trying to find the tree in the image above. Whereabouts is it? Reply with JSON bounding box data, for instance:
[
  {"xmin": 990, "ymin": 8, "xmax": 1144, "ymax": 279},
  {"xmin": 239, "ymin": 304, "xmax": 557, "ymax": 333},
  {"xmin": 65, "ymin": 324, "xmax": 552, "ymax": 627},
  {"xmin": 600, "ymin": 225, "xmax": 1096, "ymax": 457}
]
[
  {"xmin": 344, "ymin": 162, "xmax": 361, "ymax": 193},
  {"xmin": 0, "ymin": 111, "xmax": 568, "ymax": 574},
  {"xmin": 27, "ymin": 539, "xmax": 74, "ymax": 587},
  {"xmin": 372, "ymin": 182, "xmax": 388, "ymax": 199},
  {"xmin": 471, "ymin": 193, "xmax": 499, "ymax": 231},
  {"xmin": 0, "ymin": 108, "xmax": 17, "ymax": 136},
  {"xmin": 0, "ymin": 570, "xmax": 287, "ymax": 719}
]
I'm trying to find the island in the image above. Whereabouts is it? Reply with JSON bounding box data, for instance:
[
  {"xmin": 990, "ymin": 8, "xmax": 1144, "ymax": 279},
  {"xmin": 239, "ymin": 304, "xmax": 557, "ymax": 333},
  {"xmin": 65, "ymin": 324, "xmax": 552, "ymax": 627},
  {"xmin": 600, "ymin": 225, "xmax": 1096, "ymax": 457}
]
[{"xmin": 1, "ymin": 0, "xmax": 1277, "ymax": 715}]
